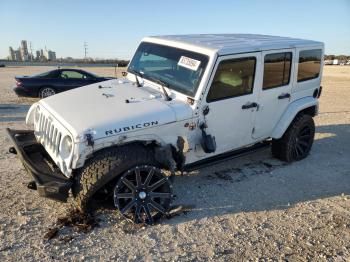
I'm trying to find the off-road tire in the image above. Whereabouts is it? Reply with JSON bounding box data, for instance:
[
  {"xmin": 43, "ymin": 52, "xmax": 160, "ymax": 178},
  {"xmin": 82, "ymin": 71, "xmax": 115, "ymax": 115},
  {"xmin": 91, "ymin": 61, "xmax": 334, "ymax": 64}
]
[
  {"xmin": 271, "ymin": 114, "xmax": 315, "ymax": 162},
  {"xmin": 73, "ymin": 144, "xmax": 158, "ymax": 212}
]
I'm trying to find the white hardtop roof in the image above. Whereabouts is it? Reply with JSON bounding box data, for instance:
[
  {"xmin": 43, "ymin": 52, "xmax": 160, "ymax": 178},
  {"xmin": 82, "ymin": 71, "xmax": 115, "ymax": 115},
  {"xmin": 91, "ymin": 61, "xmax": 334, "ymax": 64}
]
[{"xmin": 146, "ymin": 34, "xmax": 324, "ymax": 55}]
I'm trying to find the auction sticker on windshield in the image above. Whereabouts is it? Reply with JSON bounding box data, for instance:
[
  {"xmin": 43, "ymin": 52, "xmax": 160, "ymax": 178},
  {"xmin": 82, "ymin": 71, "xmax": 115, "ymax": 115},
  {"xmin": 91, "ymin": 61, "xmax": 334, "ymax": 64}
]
[{"xmin": 178, "ymin": 56, "xmax": 201, "ymax": 71}]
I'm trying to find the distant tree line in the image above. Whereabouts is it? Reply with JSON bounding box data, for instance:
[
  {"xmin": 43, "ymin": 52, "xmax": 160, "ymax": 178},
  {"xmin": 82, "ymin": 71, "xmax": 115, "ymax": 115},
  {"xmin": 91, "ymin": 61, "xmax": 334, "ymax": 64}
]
[
  {"xmin": 56, "ymin": 58, "xmax": 130, "ymax": 66},
  {"xmin": 0, "ymin": 58, "xmax": 130, "ymax": 67},
  {"xmin": 324, "ymin": 55, "xmax": 350, "ymax": 61}
]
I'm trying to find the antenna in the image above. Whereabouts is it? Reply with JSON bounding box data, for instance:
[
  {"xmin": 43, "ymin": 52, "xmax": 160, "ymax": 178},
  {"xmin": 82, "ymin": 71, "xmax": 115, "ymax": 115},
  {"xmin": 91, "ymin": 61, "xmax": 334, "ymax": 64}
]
[{"xmin": 84, "ymin": 42, "xmax": 88, "ymax": 60}]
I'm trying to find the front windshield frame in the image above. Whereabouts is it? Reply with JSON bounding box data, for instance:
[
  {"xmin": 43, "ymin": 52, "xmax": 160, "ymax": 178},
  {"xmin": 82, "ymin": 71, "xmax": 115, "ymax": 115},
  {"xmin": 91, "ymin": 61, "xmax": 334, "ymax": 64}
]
[{"xmin": 127, "ymin": 42, "xmax": 209, "ymax": 97}]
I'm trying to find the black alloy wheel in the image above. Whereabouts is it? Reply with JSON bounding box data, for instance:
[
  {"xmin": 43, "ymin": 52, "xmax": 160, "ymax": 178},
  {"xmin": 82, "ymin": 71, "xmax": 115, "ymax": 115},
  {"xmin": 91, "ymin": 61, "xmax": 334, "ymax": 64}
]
[
  {"xmin": 113, "ymin": 165, "xmax": 172, "ymax": 224},
  {"xmin": 292, "ymin": 125, "xmax": 313, "ymax": 159}
]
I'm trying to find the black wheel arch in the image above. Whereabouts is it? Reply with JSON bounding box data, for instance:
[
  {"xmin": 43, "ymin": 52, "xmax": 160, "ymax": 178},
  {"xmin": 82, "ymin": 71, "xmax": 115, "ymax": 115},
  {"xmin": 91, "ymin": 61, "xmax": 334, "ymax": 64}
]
[
  {"xmin": 77, "ymin": 140, "xmax": 182, "ymax": 177},
  {"xmin": 296, "ymin": 105, "xmax": 317, "ymax": 118}
]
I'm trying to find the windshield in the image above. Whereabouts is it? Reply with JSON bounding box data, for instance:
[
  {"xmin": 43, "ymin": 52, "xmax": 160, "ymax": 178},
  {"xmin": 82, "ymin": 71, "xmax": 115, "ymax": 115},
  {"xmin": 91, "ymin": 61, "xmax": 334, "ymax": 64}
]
[{"xmin": 127, "ymin": 42, "xmax": 209, "ymax": 96}]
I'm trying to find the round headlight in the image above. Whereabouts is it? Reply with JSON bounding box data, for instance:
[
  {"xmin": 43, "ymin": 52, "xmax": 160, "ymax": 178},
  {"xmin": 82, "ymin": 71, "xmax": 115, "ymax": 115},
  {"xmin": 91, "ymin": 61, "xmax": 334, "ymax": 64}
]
[
  {"xmin": 35, "ymin": 105, "xmax": 41, "ymax": 122},
  {"xmin": 61, "ymin": 136, "xmax": 73, "ymax": 156}
]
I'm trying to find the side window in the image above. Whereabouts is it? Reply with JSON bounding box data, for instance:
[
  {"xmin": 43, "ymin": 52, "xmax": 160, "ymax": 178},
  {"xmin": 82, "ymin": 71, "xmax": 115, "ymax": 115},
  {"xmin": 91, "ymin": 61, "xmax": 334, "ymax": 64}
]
[
  {"xmin": 263, "ymin": 52, "xmax": 292, "ymax": 90},
  {"xmin": 207, "ymin": 57, "xmax": 256, "ymax": 102},
  {"xmin": 60, "ymin": 71, "xmax": 85, "ymax": 79},
  {"xmin": 297, "ymin": 49, "xmax": 322, "ymax": 82}
]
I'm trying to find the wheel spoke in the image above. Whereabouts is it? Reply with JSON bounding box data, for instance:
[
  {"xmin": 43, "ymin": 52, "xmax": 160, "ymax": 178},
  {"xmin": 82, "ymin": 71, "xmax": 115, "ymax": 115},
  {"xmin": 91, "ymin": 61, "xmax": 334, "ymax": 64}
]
[
  {"xmin": 122, "ymin": 178, "xmax": 136, "ymax": 191},
  {"xmin": 300, "ymin": 127, "xmax": 310, "ymax": 135},
  {"xmin": 149, "ymin": 192, "xmax": 171, "ymax": 199},
  {"xmin": 149, "ymin": 199, "xmax": 166, "ymax": 213},
  {"xmin": 149, "ymin": 178, "xmax": 167, "ymax": 191},
  {"xmin": 143, "ymin": 204, "xmax": 154, "ymax": 224},
  {"xmin": 144, "ymin": 169, "xmax": 154, "ymax": 186},
  {"xmin": 299, "ymin": 134, "xmax": 311, "ymax": 139},
  {"xmin": 296, "ymin": 144, "xmax": 304, "ymax": 155},
  {"xmin": 135, "ymin": 169, "xmax": 141, "ymax": 187},
  {"xmin": 134, "ymin": 204, "xmax": 142, "ymax": 223},
  {"xmin": 298, "ymin": 140, "xmax": 308, "ymax": 148},
  {"xmin": 116, "ymin": 193, "xmax": 133, "ymax": 199},
  {"xmin": 293, "ymin": 144, "xmax": 299, "ymax": 157},
  {"xmin": 120, "ymin": 199, "xmax": 136, "ymax": 214}
]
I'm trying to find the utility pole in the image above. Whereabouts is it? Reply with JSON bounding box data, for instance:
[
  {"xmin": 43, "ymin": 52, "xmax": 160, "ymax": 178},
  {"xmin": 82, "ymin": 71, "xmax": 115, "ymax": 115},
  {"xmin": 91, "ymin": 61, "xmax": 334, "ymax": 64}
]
[{"xmin": 84, "ymin": 42, "xmax": 88, "ymax": 60}]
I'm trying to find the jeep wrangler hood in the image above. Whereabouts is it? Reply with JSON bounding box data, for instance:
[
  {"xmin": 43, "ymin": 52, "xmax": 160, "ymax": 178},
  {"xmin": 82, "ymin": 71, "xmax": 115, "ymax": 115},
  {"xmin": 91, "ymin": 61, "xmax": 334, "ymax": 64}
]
[{"xmin": 36, "ymin": 79, "xmax": 193, "ymax": 140}]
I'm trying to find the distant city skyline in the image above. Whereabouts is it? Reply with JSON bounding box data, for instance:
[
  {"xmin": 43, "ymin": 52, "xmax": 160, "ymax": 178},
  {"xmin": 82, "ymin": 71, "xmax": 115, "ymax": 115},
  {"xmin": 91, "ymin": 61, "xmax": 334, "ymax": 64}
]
[
  {"xmin": 0, "ymin": 0, "xmax": 349, "ymax": 59},
  {"xmin": 8, "ymin": 40, "xmax": 56, "ymax": 61}
]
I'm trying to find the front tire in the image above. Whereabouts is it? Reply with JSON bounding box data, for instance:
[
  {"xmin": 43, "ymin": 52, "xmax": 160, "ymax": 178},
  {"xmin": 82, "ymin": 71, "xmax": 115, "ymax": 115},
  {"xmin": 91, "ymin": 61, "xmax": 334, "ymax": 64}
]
[
  {"xmin": 72, "ymin": 144, "xmax": 172, "ymax": 224},
  {"xmin": 271, "ymin": 114, "xmax": 315, "ymax": 162}
]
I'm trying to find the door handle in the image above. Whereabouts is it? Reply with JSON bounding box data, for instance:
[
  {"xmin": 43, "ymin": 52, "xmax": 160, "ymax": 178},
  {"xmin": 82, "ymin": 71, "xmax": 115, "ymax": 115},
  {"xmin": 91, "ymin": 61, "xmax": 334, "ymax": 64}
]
[
  {"xmin": 242, "ymin": 102, "xmax": 258, "ymax": 110},
  {"xmin": 278, "ymin": 93, "xmax": 291, "ymax": 99}
]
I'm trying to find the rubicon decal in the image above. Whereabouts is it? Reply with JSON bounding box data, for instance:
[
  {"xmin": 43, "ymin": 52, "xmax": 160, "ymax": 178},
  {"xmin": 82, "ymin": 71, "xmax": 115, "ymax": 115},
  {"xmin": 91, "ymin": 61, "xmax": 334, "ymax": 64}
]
[{"xmin": 105, "ymin": 121, "xmax": 159, "ymax": 136}]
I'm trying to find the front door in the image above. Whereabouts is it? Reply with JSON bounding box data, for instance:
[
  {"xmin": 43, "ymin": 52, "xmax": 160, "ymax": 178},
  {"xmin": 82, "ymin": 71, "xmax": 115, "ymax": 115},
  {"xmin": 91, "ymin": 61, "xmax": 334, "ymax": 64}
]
[
  {"xmin": 252, "ymin": 49, "xmax": 294, "ymax": 139},
  {"xmin": 201, "ymin": 52, "xmax": 261, "ymax": 154}
]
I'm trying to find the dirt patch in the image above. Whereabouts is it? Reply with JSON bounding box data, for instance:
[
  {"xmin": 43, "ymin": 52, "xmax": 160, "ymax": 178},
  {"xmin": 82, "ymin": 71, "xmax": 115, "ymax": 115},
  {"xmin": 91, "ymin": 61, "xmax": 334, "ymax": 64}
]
[{"xmin": 44, "ymin": 209, "xmax": 99, "ymax": 241}]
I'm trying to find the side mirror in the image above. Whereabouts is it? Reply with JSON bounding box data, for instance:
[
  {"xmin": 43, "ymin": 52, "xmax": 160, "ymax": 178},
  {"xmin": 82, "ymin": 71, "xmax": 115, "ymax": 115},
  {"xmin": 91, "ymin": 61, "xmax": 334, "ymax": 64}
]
[{"xmin": 122, "ymin": 71, "xmax": 127, "ymax": 77}]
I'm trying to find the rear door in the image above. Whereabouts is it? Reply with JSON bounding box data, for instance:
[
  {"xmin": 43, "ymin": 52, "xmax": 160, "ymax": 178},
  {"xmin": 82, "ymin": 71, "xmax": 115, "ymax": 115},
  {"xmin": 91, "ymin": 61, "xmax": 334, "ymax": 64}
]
[{"xmin": 253, "ymin": 49, "xmax": 295, "ymax": 139}]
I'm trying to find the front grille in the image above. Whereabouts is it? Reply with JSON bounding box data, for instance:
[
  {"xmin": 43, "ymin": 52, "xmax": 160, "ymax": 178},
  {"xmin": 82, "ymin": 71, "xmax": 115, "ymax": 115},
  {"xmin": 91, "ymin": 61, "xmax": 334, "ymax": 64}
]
[{"xmin": 37, "ymin": 113, "xmax": 62, "ymax": 155}]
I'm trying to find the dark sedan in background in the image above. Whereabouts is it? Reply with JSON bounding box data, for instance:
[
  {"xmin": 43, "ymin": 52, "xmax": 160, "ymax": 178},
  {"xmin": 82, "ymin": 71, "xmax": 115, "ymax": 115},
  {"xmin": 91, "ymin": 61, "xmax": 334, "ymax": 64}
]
[{"xmin": 14, "ymin": 68, "xmax": 114, "ymax": 98}]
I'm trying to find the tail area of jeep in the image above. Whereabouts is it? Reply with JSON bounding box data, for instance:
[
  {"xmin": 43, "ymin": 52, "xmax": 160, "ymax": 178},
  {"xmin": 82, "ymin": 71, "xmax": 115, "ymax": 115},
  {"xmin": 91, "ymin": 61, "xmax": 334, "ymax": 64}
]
[{"xmin": 7, "ymin": 34, "xmax": 324, "ymax": 224}]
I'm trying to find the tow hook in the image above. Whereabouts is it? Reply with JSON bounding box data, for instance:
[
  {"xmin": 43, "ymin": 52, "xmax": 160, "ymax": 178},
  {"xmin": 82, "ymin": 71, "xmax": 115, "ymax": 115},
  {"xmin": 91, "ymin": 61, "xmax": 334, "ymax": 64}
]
[
  {"xmin": 9, "ymin": 147, "xmax": 17, "ymax": 155},
  {"xmin": 27, "ymin": 181, "xmax": 37, "ymax": 190}
]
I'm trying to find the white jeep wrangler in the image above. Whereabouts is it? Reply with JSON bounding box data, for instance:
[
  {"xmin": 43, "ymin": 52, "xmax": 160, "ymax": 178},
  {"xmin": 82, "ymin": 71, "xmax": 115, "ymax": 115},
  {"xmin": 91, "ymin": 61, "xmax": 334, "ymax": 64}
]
[{"xmin": 7, "ymin": 34, "xmax": 324, "ymax": 224}]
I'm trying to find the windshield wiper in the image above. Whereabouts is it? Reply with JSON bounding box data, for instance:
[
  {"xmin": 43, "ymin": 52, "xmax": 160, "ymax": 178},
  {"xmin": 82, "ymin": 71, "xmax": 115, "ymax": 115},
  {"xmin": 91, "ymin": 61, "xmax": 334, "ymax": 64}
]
[
  {"xmin": 128, "ymin": 68, "xmax": 142, "ymax": 87},
  {"xmin": 146, "ymin": 76, "xmax": 172, "ymax": 101}
]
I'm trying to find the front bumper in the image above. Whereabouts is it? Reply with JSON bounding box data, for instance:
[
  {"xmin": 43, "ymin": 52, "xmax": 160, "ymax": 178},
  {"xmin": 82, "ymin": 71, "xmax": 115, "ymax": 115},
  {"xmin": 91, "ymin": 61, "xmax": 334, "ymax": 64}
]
[{"xmin": 6, "ymin": 128, "xmax": 73, "ymax": 202}]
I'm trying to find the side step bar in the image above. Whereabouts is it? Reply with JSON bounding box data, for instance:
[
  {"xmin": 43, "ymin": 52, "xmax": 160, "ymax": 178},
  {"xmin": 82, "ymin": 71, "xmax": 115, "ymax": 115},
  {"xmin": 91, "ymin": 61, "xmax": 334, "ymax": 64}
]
[{"xmin": 184, "ymin": 142, "xmax": 270, "ymax": 172}]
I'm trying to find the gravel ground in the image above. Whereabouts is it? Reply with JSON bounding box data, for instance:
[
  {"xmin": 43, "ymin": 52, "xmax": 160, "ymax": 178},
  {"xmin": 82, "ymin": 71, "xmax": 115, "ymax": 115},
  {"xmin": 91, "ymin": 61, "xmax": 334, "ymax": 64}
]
[{"xmin": 0, "ymin": 66, "xmax": 349, "ymax": 261}]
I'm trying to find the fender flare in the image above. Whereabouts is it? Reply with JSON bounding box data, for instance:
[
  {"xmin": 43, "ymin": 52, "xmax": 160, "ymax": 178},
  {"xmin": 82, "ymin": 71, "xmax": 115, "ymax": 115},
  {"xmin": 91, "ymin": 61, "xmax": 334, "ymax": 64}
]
[
  {"xmin": 72, "ymin": 133, "xmax": 188, "ymax": 170},
  {"xmin": 271, "ymin": 97, "xmax": 318, "ymax": 139}
]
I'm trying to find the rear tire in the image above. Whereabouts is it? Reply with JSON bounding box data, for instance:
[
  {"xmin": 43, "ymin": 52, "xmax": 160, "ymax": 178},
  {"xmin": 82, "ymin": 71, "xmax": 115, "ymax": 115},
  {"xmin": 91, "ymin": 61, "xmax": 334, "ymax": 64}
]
[
  {"xmin": 39, "ymin": 87, "xmax": 56, "ymax": 98},
  {"xmin": 271, "ymin": 114, "xmax": 315, "ymax": 162},
  {"xmin": 72, "ymin": 144, "xmax": 159, "ymax": 213}
]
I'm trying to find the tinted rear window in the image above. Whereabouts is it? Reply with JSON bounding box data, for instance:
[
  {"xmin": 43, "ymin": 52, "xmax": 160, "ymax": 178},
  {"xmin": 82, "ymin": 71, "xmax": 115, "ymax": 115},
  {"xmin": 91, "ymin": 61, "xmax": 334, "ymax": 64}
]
[
  {"xmin": 33, "ymin": 70, "xmax": 58, "ymax": 78},
  {"xmin": 297, "ymin": 49, "xmax": 322, "ymax": 82},
  {"xmin": 263, "ymin": 52, "xmax": 292, "ymax": 89}
]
